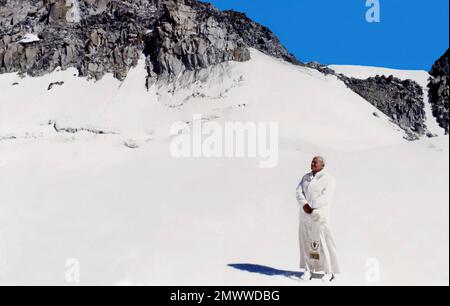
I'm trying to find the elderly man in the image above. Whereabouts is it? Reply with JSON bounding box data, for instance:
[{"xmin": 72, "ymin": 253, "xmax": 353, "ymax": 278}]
[{"xmin": 296, "ymin": 156, "xmax": 340, "ymax": 282}]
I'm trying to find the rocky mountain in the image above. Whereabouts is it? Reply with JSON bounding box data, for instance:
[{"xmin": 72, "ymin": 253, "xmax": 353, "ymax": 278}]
[
  {"xmin": 1, "ymin": 0, "xmax": 156, "ymax": 80},
  {"xmin": 0, "ymin": 0, "xmax": 298, "ymax": 81},
  {"xmin": 341, "ymin": 75, "xmax": 427, "ymax": 140},
  {"xmin": 428, "ymin": 49, "xmax": 449, "ymax": 134},
  {"xmin": 0, "ymin": 0, "xmax": 446, "ymax": 141}
]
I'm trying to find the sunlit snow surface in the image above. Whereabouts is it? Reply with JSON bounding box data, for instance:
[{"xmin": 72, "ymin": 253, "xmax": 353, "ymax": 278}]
[{"xmin": 0, "ymin": 50, "xmax": 448, "ymax": 285}]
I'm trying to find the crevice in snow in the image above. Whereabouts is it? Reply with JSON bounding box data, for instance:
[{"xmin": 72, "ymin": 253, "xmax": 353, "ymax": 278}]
[
  {"xmin": 0, "ymin": 135, "xmax": 17, "ymax": 141},
  {"xmin": 52, "ymin": 121, "xmax": 118, "ymax": 135},
  {"xmin": 123, "ymin": 139, "xmax": 139, "ymax": 149},
  {"xmin": 47, "ymin": 81, "xmax": 65, "ymax": 91}
]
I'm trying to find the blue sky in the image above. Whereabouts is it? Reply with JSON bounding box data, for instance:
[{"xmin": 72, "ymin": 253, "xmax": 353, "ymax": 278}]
[{"xmin": 207, "ymin": 0, "xmax": 449, "ymax": 70}]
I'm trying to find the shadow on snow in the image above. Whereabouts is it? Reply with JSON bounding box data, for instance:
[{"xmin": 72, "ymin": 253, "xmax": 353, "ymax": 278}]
[{"xmin": 228, "ymin": 263, "xmax": 325, "ymax": 280}]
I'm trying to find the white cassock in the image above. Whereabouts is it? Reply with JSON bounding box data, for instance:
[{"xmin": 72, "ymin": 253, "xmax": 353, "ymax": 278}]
[{"xmin": 296, "ymin": 170, "xmax": 340, "ymax": 274}]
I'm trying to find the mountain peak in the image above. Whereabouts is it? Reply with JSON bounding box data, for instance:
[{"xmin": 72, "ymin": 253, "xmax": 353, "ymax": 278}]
[{"xmin": 0, "ymin": 0, "xmax": 300, "ymax": 80}]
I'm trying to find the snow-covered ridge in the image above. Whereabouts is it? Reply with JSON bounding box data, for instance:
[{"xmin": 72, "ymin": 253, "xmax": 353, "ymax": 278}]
[
  {"xmin": 1, "ymin": 49, "xmax": 407, "ymax": 151},
  {"xmin": 329, "ymin": 65, "xmax": 429, "ymax": 85}
]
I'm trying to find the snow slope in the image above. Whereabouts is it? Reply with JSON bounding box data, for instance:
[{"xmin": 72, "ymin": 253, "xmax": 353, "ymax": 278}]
[
  {"xmin": 0, "ymin": 132, "xmax": 447, "ymax": 285},
  {"xmin": 330, "ymin": 65, "xmax": 445, "ymax": 137},
  {"xmin": 0, "ymin": 50, "xmax": 448, "ymax": 285},
  {"xmin": 1, "ymin": 50, "xmax": 406, "ymax": 150}
]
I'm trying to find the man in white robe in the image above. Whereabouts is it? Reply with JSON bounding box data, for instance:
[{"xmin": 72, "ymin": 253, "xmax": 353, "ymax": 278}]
[{"xmin": 296, "ymin": 156, "xmax": 340, "ymax": 281}]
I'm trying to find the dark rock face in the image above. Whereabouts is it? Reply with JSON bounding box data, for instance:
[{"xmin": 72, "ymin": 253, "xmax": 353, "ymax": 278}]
[
  {"xmin": 145, "ymin": 0, "xmax": 251, "ymax": 80},
  {"xmin": 304, "ymin": 61, "xmax": 335, "ymax": 75},
  {"xmin": 0, "ymin": 0, "xmax": 157, "ymax": 80},
  {"xmin": 342, "ymin": 75, "xmax": 427, "ymax": 140},
  {"xmin": 145, "ymin": 0, "xmax": 299, "ymax": 81},
  {"xmin": 428, "ymin": 49, "xmax": 449, "ymax": 134},
  {"xmin": 0, "ymin": 0, "xmax": 300, "ymax": 81},
  {"xmin": 219, "ymin": 9, "xmax": 299, "ymax": 65}
]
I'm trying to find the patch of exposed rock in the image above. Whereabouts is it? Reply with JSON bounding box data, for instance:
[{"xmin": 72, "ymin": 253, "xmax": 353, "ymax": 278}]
[
  {"xmin": 342, "ymin": 75, "xmax": 427, "ymax": 140},
  {"xmin": 428, "ymin": 49, "xmax": 449, "ymax": 134}
]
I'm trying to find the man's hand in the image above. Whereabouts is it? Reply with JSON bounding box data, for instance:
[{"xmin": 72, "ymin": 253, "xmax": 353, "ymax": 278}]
[{"xmin": 303, "ymin": 204, "xmax": 314, "ymax": 215}]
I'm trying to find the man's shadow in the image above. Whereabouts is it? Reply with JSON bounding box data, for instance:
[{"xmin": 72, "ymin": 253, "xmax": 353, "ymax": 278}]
[{"xmin": 228, "ymin": 263, "xmax": 323, "ymax": 280}]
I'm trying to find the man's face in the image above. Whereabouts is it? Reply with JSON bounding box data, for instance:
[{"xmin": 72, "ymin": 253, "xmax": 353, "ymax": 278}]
[{"xmin": 311, "ymin": 157, "xmax": 325, "ymax": 173}]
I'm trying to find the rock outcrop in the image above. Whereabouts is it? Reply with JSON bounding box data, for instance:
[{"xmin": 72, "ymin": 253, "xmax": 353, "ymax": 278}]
[
  {"xmin": 428, "ymin": 49, "xmax": 449, "ymax": 134},
  {"xmin": 144, "ymin": 0, "xmax": 299, "ymax": 81},
  {"xmin": 342, "ymin": 75, "xmax": 427, "ymax": 140},
  {"xmin": 0, "ymin": 0, "xmax": 299, "ymax": 81},
  {"xmin": 0, "ymin": 0, "xmax": 157, "ymax": 80}
]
